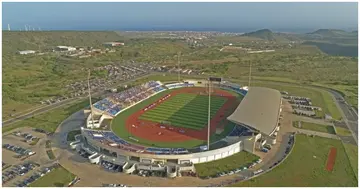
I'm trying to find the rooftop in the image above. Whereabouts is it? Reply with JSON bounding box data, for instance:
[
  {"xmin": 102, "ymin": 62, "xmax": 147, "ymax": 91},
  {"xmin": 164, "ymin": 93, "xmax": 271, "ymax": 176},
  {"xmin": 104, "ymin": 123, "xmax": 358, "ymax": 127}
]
[{"xmin": 227, "ymin": 87, "xmax": 281, "ymax": 136}]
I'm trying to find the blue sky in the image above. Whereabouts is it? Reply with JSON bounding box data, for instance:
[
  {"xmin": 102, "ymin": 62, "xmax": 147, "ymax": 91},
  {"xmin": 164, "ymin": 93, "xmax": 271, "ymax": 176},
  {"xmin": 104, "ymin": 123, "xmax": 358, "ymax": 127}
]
[{"xmin": 2, "ymin": 2, "xmax": 358, "ymax": 32}]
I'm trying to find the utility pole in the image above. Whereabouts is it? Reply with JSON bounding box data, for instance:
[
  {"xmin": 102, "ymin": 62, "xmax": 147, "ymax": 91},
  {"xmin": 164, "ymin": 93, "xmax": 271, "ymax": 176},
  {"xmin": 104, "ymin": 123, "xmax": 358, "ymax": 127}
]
[
  {"xmin": 248, "ymin": 61, "xmax": 252, "ymax": 87},
  {"xmin": 177, "ymin": 52, "xmax": 181, "ymax": 83},
  {"xmin": 88, "ymin": 69, "xmax": 95, "ymax": 128},
  {"xmin": 207, "ymin": 79, "xmax": 211, "ymax": 150}
]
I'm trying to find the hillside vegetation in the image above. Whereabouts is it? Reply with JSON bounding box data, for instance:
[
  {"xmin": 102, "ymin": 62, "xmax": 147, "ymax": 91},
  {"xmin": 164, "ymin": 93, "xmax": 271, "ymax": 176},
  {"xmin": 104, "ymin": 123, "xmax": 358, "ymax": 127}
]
[
  {"xmin": 2, "ymin": 31, "xmax": 124, "ymax": 55},
  {"xmin": 307, "ymin": 29, "xmax": 357, "ymax": 38},
  {"xmin": 242, "ymin": 29, "xmax": 276, "ymax": 41}
]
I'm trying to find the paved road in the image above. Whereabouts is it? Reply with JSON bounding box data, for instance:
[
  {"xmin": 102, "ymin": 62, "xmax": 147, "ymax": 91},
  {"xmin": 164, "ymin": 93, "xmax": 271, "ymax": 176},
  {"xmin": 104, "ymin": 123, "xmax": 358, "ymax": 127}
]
[
  {"xmin": 3, "ymin": 97, "xmax": 84, "ymax": 126},
  {"xmin": 292, "ymin": 115, "xmax": 333, "ymax": 126},
  {"xmin": 2, "ymin": 72, "xmax": 152, "ymax": 127},
  {"xmin": 294, "ymin": 128, "xmax": 340, "ymax": 140},
  {"xmin": 328, "ymin": 89, "xmax": 358, "ymax": 145}
]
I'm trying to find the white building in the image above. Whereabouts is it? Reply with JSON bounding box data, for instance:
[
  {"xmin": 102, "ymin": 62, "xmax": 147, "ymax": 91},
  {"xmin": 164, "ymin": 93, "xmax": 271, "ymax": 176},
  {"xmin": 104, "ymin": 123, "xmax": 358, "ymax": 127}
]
[
  {"xmin": 56, "ymin": 46, "xmax": 77, "ymax": 51},
  {"xmin": 103, "ymin": 42, "xmax": 125, "ymax": 47},
  {"xmin": 18, "ymin": 50, "xmax": 36, "ymax": 55}
]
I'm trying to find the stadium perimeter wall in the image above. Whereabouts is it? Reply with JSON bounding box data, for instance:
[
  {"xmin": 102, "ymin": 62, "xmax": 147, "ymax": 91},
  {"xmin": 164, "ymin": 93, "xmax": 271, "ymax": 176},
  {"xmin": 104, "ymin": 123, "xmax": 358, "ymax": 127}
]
[{"xmin": 82, "ymin": 129, "xmax": 243, "ymax": 165}]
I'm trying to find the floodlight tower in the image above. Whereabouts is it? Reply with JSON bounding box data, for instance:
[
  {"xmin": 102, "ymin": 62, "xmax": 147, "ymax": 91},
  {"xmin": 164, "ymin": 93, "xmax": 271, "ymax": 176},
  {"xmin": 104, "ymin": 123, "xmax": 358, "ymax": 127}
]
[
  {"xmin": 248, "ymin": 61, "xmax": 252, "ymax": 87},
  {"xmin": 88, "ymin": 69, "xmax": 95, "ymax": 128},
  {"xmin": 177, "ymin": 51, "xmax": 181, "ymax": 83},
  {"xmin": 207, "ymin": 78, "xmax": 211, "ymax": 150}
]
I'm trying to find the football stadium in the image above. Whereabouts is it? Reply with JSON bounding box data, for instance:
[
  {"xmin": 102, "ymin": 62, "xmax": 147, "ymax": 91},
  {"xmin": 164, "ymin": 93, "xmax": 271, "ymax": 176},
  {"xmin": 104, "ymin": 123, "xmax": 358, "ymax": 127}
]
[{"xmin": 71, "ymin": 79, "xmax": 282, "ymax": 177}]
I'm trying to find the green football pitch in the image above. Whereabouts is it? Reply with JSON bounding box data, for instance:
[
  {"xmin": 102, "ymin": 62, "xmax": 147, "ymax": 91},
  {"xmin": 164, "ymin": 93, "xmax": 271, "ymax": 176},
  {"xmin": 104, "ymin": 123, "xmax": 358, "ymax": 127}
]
[{"xmin": 139, "ymin": 93, "xmax": 228, "ymax": 130}]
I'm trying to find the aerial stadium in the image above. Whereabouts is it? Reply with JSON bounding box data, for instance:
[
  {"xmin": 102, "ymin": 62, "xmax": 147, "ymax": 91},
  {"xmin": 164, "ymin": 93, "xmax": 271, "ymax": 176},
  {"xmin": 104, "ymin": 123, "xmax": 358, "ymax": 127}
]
[{"xmin": 70, "ymin": 78, "xmax": 282, "ymax": 178}]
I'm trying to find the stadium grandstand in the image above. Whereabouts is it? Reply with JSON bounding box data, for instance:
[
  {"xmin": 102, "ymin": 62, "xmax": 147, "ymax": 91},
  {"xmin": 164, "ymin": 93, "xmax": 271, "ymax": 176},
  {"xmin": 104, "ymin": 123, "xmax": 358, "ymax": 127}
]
[
  {"xmin": 92, "ymin": 81, "xmax": 164, "ymax": 116},
  {"xmin": 227, "ymin": 87, "xmax": 282, "ymax": 153}
]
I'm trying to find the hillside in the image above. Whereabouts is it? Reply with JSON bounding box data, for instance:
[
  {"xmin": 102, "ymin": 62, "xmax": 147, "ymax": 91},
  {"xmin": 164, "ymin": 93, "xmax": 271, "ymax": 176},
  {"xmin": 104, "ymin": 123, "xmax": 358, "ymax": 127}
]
[
  {"xmin": 307, "ymin": 29, "xmax": 356, "ymax": 38},
  {"xmin": 2, "ymin": 31, "xmax": 124, "ymax": 55},
  {"xmin": 242, "ymin": 29, "xmax": 276, "ymax": 41}
]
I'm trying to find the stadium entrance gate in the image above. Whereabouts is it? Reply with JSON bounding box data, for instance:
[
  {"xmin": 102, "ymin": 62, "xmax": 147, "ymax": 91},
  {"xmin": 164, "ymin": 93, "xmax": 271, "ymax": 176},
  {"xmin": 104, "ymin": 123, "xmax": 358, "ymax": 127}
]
[
  {"xmin": 167, "ymin": 159, "xmax": 178, "ymax": 164},
  {"xmin": 130, "ymin": 156, "xmax": 140, "ymax": 162}
]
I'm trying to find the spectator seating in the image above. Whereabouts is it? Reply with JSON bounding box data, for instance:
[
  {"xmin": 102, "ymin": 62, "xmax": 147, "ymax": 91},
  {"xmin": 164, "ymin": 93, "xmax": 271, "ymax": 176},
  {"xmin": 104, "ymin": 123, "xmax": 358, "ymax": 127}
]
[
  {"xmin": 219, "ymin": 83, "xmax": 248, "ymax": 96},
  {"xmin": 228, "ymin": 126, "xmax": 248, "ymax": 136},
  {"xmin": 165, "ymin": 83, "xmax": 195, "ymax": 89},
  {"xmin": 84, "ymin": 129, "xmax": 189, "ymax": 155},
  {"xmin": 93, "ymin": 81, "xmax": 167, "ymax": 116}
]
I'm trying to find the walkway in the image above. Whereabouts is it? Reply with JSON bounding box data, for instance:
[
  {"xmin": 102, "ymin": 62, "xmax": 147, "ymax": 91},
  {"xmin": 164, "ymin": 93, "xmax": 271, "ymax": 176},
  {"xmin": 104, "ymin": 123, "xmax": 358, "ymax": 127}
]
[
  {"xmin": 292, "ymin": 115, "xmax": 333, "ymax": 126},
  {"xmin": 294, "ymin": 128, "xmax": 340, "ymax": 140}
]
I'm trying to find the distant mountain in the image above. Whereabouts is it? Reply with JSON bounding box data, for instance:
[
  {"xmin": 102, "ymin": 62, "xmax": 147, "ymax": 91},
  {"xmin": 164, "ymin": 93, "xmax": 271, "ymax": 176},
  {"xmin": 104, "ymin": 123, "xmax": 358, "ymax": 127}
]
[
  {"xmin": 307, "ymin": 29, "xmax": 355, "ymax": 38},
  {"xmin": 241, "ymin": 29, "xmax": 276, "ymax": 41}
]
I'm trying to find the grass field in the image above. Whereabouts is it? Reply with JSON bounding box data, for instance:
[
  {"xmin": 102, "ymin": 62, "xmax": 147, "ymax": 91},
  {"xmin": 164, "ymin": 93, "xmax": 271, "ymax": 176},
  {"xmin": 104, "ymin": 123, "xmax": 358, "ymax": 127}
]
[
  {"xmin": 232, "ymin": 134, "xmax": 357, "ymax": 187},
  {"xmin": 112, "ymin": 88, "xmax": 241, "ymax": 148},
  {"xmin": 295, "ymin": 121, "xmax": 336, "ymax": 134},
  {"xmin": 67, "ymin": 129, "xmax": 81, "ymax": 141},
  {"xmin": 46, "ymin": 150, "xmax": 55, "ymax": 160},
  {"xmin": 29, "ymin": 166, "xmax": 75, "ymax": 187},
  {"xmin": 336, "ymin": 127, "xmax": 352, "ymax": 136},
  {"xmin": 29, "ymin": 138, "xmax": 40, "ymax": 146},
  {"xmin": 343, "ymin": 143, "xmax": 358, "ymax": 179},
  {"xmin": 2, "ymin": 98, "xmax": 96, "ymax": 134},
  {"xmin": 140, "ymin": 93, "xmax": 227, "ymax": 130},
  {"xmin": 45, "ymin": 140, "xmax": 51, "ymax": 148},
  {"xmin": 195, "ymin": 151, "xmax": 258, "ymax": 178}
]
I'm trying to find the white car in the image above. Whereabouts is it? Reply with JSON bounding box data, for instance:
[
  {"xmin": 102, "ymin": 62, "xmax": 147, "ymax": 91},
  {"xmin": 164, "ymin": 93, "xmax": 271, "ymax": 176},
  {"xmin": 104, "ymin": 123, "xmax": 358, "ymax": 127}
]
[{"xmin": 254, "ymin": 169, "xmax": 264, "ymax": 175}]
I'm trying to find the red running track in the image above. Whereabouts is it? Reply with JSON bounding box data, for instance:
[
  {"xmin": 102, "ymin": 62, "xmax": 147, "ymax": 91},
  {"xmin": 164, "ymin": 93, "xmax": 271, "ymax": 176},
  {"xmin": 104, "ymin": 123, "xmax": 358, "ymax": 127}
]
[
  {"xmin": 125, "ymin": 87, "xmax": 236, "ymax": 143},
  {"xmin": 326, "ymin": 147, "xmax": 337, "ymax": 172}
]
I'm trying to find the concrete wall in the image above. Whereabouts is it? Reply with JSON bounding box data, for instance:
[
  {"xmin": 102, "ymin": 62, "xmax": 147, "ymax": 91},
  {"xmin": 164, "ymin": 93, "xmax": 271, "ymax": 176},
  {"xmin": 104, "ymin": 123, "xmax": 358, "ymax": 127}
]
[
  {"xmin": 82, "ymin": 129, "xmax": 243, "ymax": 165},
  {"xmin": 88, "ymin": 153, "xmax": 101, "ymax": 164},
  {"xmin": 69, "ymin": 141, "xmax": 81, "ymax": 150},
  {"xmin": 178, "ymin": 141, "xmax": 242, "ymax": 164},
  {"xmin": 242, "ymin": 136, "xmax": 256, "ymax": 154},
  {"xmin": 166, "ymin": 166, "xmax": 177, "ymax": 178}
]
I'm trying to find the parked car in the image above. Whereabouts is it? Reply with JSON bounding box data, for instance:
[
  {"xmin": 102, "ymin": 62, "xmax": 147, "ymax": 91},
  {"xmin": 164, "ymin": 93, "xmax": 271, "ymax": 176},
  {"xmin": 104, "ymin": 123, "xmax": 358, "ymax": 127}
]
[
  {"xmin": 261, "ymin": 148, "xmax": 269, "ymax": 153},
  {"xmin": 254, "ymin": 169, "xmax": 264, "ymax": 175},
  {"xmin": 256, "ymin": 159, "xmax": 263, "ymax": 164}
]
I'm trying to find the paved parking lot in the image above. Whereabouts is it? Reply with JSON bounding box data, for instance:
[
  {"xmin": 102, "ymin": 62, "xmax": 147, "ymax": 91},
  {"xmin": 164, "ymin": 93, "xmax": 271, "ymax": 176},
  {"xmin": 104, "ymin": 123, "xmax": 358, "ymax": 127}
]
[{"xmin": 2, "ymin": 127, "xmax": 56, "ymax": 187}]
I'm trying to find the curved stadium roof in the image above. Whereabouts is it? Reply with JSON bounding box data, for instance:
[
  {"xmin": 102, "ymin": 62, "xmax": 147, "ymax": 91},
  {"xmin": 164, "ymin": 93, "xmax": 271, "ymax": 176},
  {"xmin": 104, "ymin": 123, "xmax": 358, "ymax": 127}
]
[{"xmin": 227, "ymin": 87, "xmax": 281, "ymax": 136}]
